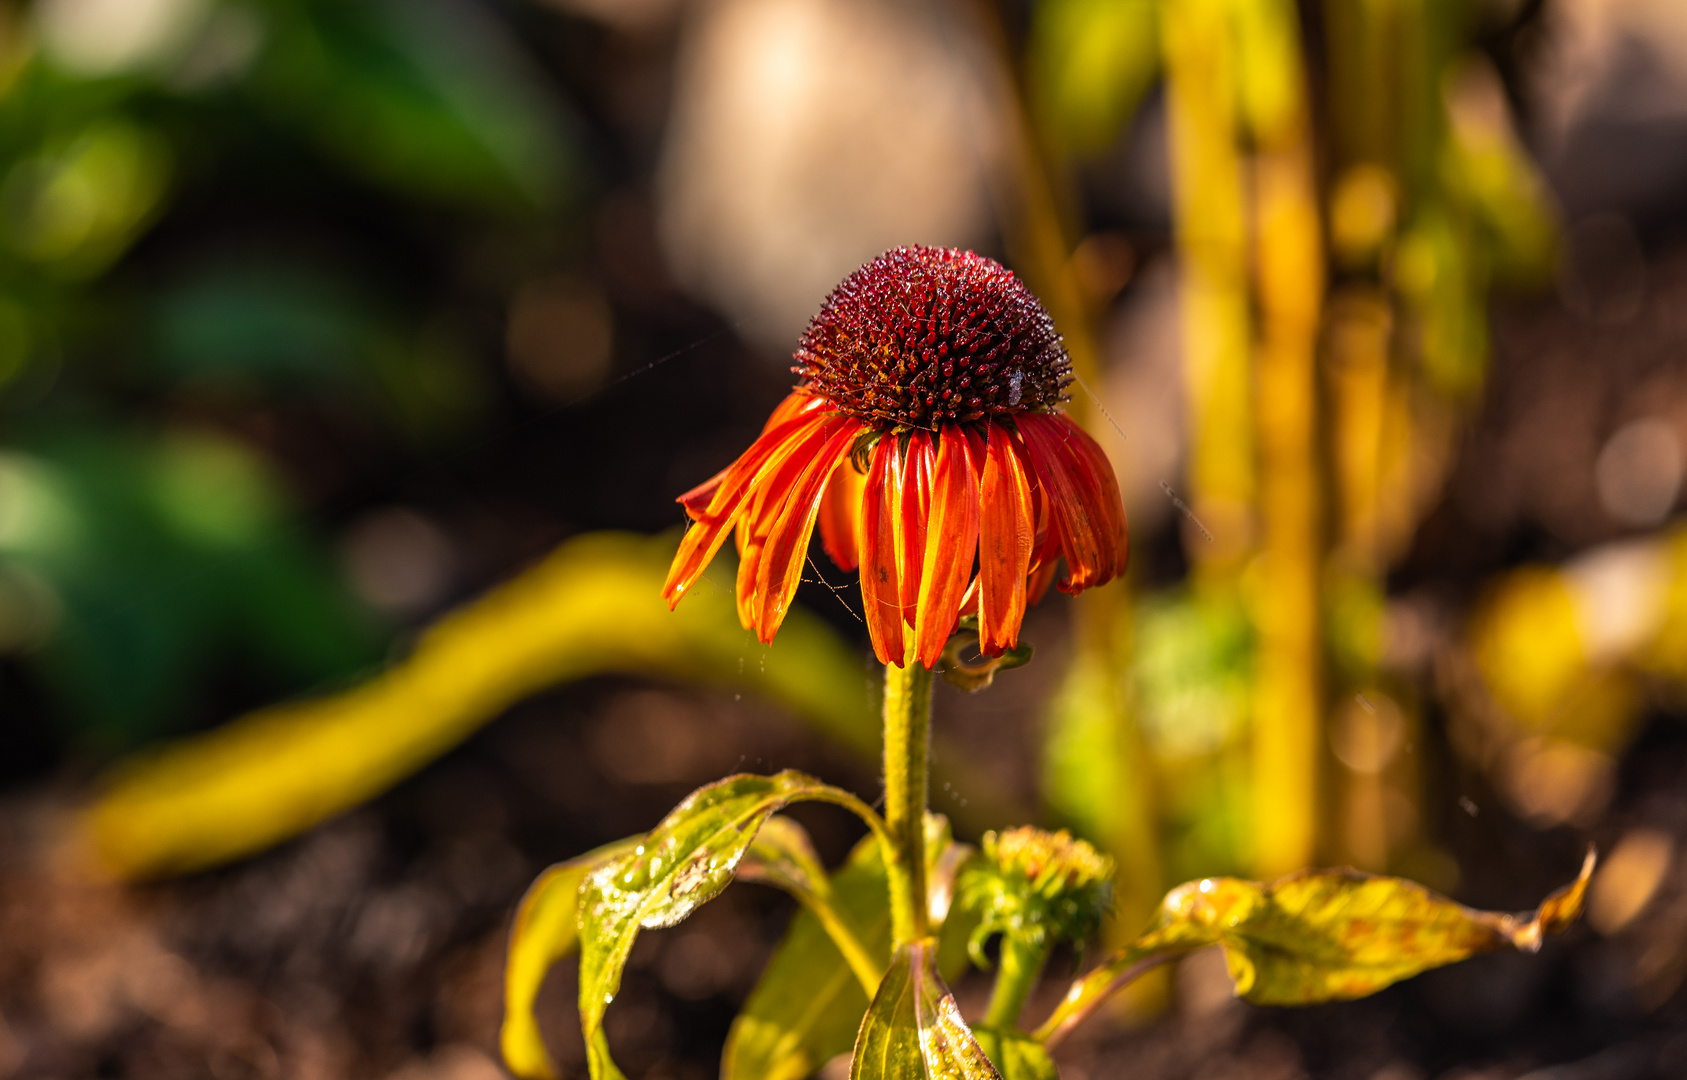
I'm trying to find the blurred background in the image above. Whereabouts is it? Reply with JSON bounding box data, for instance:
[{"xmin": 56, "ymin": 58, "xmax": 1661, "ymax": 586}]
[{"xmin": 3, "ymin": 0, "xmax": 1687, "ymax": 1076}]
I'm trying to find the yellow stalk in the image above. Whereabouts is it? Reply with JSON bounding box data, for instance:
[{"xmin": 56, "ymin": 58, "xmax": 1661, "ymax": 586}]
[
  {"xmin": 1247, "ymin": 57, "xmax": 1324, "ymax": 876},
  {"xmin": 1160, "ymin": 0, "xmax": 1254, "ymax": 567}
]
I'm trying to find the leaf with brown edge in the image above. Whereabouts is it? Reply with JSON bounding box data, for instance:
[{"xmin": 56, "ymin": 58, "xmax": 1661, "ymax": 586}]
[
  {"xmin": 576, "ymin": 771, "xmax": 885, "ymax": 1080},
  {"xmin": 1036, "ymin": 848, "xmax": 1596, "ymax": 1045},
  {"xmin": 850, "ymin": 940, "xmax": 1001, "ymax": 1080},
  {"xmin": 501, "ymin": 836, "xmax": 642, "ymax": 1080}
]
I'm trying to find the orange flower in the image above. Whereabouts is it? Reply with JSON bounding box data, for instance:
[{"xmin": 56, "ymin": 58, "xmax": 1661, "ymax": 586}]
[{"xmin": 663, "ymin": 246, "xmax": 1127, "ymax": 668}]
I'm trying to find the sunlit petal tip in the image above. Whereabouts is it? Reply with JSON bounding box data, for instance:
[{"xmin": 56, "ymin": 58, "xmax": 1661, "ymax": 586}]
[
  {"xmin": 676, "ymin": 469, "xmax": 727, "ymax": 519},
  {"xmin": 661, "ymin": 409, "xmax": 836, "ymax": 615}
]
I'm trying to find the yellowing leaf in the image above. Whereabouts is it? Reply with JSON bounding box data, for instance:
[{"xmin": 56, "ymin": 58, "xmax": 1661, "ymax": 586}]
[
  {"xmin": 1036, "ymin": 850, "xmax": 1595, "ymax": 1045},
  {"xmin": 501, "ymin": 837, "xmax": 641, "ymax": 1080},
  {"xmin": 851, "ymin": 940, "xmax": 1000, "ymax": 1080},
  {"xmin": 577, "ymin": 772, "xmax": 883, "ymax": 1080}
]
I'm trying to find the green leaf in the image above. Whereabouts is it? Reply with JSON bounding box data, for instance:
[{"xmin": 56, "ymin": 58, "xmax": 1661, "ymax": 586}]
[
  {"xmin": 724, "ymin": 816, "xmax": 973, "ymax": 1080},
  {"xmin": 851, "ymin": 940, "xmax": 1000, "ymax": 1080},
  {"xmin": 972, "ymin": 1029, "xmax": 1058, "ymax": 1080},
  {"xmin": 1035, "ymin": 849, "xmax": 1597, "ymax": 1045},
  {"xmin": 738, "ymin": 814, "xmax": 832, "ymax": 902},
  {"xmin": 501, "ymin": 837, "xmax": 641, "ymax": 1080},
  {"xmin": 739, "ymin": 816, "xmax": 884, "ymax": 995},
  {"xmin": 577, "ymin": 772, "xmax": 881, "ymax": 1080}
]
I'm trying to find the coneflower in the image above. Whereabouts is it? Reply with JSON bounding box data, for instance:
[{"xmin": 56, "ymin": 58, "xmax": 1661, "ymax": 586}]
[{"xmin": 663, "ymin": 245, "xmax": 1128, "ymax": 668}]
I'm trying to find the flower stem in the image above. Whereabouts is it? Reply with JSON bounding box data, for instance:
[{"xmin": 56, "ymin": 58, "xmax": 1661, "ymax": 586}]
[
  {"xmin": 982, "ymin": 936, "xmax": 1051, "ymax": 1030},
  {"xmin": 882, "ymin": 660, "xmax": 932, "ymax": 947}
]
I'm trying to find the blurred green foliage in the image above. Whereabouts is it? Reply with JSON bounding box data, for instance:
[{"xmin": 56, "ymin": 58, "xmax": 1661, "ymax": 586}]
[
  {"xmin": 0, "ymin": 0, "xmax": 582, "ymax": 747},
  {"xmin": 0, "ymin": 428, "xmax": 378, "ymax": 743}
]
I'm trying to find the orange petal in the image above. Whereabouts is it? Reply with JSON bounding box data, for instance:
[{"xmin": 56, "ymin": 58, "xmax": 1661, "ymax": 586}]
[
  {"xmin": 734, "ymin": 441, "xmax": 809, "ymax": 624},
  {"xmin": 896, "ymin": 432, "xmax": 935, "ymax": 629},
  {"xmin": 914, "ymin": 428, "xmax": 981, "ymax": 667},
  {"xmin": 662, "ymin": 409, "xmax": 833, "ymax": 608},
  {"xmin": 858, "ymin": 436, "xmax": 906, "ymax": 666},
  {"xmin": 752, "ymin": 418, "xmax": 864, "ymax": 641},
  {"xmin": 676, "ymin": 390, "xmax": 820, "ymax": 521},
  {"xmin": 1063, "ymin": 416, "xmax": 1131, "ymax": 578},
  {"xmin": 764, "ymin": 387, "xmax": 824, "ymax": 432},
  {"xmin": 1050, "ymin": 414, "xmax": 1129, "ymax": 582},
  {"xmin": 1018, "ymin": 413, "xmax": 1125, "ymax": 595},
  {"xmin": 678, "ymin": 464, "xmax": 730, "ymax": 520},
  {"xmin": 1026, "ymin": 558, "xmax": 1060, "ymax": 605},
  {"xmin": 976, "ymin": 421, "xmax": 1034, "ymax": 655},
  {"xmin": 817, "ymin": 451, "xmax": 867, "ymax": 572}
]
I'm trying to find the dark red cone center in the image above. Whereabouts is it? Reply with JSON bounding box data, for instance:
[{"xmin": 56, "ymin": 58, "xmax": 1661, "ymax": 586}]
[{"xmin": 793, "ymin": 246, "xmax": 1072, "ymax": 429}]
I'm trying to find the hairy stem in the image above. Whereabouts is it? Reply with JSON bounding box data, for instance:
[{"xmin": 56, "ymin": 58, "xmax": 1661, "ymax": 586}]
[{"xmin": 882, "ymin": 660, "xmax": 933, "ymax": 947}]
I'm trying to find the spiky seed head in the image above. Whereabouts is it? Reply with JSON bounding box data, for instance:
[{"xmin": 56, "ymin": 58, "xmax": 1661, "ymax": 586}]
[{"xmin": 793, "ymin": 246, "xmax": 1072, "ymax": 430}]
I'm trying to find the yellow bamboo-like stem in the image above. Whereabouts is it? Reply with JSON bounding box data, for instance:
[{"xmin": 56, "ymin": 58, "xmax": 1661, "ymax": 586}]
[
  {"xmin": 1243, "ymin": 0, "xmax": 1326, "ymax": 876},
  {"xmin": 1161, "ymin": 0, "xmax": 1254, "ymax": 568},
  {"xmin": 1250, "ymin": 143, "xmax": 1324, "ymax": 875},
  {"xmin": 1326, "ymin": 290, "xmax": 1393, "ymax": 570}
]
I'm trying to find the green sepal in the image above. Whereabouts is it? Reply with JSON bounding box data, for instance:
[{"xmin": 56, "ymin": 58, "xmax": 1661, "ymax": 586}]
[{"xmin": 940, "ymin": 621, "xmax": 1034, "ymax": 693}]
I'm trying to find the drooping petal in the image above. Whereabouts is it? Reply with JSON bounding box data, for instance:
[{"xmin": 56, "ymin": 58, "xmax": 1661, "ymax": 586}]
[
  {"xmin": 1050, "ymin": 413, "xmax": 1129, "ymax": 582},
  {"xmin": 751, "ymin": 419, "xmax": 864, "ymax": 641},
  {"xmin": 858, "ymin": 436, "xmax": 906, "ymax": 665},
  {"xmin": 913, "ymin": 428, "xmax": 982, "ymax": 667},
  {"xmin": 1062, "ymin": 416, "xmax": 1131, "ymax": 578},
  {"xmin": 676, "ymin": 391, "xmax": 824, "ymax": 519},
  {"xmin": 764, "ymin": 387, "xmax": 824, "ymax": 432},
  {"xmin": 733, "ymin": 436, "xmax": 815, "ymax": 625},
  {"xmin": 1026, "ymin": 558, "xmax": 1060, "ymax": 605},
  {"xmin": 896, "ymin": 431, "xmax": 935, "ymax": 629},
  {"xmin": 677, "ymin": 464, "xmax": 730, "ymax": 520},
  {"xmin": 1018, "ymin": 413, "xmax": 1126, "ymax": 595},
  {"xmin": 976, "ymin": 420, "xmax": 1035, "ymax": 655},
  {"xmin": 817, "ymin": 450, "xmax": 867, "ymax": 571},
  {"xmin": 736, "ymin": 513, "xmax": 771, "ymax": 628},
  {"xmin": 662, "ymin": 409, "xmax": 837, "ymax": 607}
]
